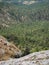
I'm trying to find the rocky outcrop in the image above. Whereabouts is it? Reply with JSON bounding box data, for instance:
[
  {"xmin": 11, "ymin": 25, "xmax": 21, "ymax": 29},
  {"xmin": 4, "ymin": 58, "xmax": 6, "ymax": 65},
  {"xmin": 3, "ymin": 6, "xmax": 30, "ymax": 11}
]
[
  {"xmin": 0, "ymin": 36, "xmax": 49, "ymax": 65},
  {"xmin": 0, "ymin": 36, "xmax": 21, "ymax": 61},
  {"xmin": 0, "ymin": 50, "xmax": 49, "ymax": 65},
  {"xmin": 23, "ymin": 1, "xmax": 38, "ymax": 5}
]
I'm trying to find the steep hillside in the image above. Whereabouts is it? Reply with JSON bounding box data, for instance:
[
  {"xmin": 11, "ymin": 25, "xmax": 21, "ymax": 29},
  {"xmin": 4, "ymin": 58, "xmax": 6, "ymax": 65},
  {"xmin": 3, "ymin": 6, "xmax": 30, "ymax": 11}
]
[
  {"xmin": 0, "ymin": 0, "xmax": 49, "ymax": 56},
  {"xmin": 1, "ymin": 0, "xmax": 49, "ymax": 5},
  {"xmin": 0, "ymin": 1, "xmax": 49, "ymax": 24}
]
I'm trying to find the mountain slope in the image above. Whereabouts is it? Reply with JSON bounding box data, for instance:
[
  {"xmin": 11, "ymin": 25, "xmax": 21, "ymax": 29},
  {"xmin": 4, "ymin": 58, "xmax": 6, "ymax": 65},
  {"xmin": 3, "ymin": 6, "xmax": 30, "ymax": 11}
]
[
  {"xmin": 1, "ymin": 0, "xmax": 49, "ymax": 5},
  {"xmin": 0, "ymin": 0, "xmax": 49, "ymax": 55},
  {"xmin": 0, "ymin": 1, "xmax": 49, "ymax": 24}
]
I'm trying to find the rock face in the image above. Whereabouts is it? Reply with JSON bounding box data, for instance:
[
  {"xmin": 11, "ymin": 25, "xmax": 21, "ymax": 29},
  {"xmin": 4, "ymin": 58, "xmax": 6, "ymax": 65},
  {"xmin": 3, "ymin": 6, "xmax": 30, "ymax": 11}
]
[
  {"xmin": 0, "ymin": 36, "xmax": 49, "ymax": 65},
  {"xmin": 23, "ymin": 1, "xmax": 38, "ymax": 5},
  {"xmin": 0, "ymin": 50, "xmax": 49, "ymax": 65},
  {"xmin": 0, "ymin": 36, "xmax": 21, "ymax": 61}
]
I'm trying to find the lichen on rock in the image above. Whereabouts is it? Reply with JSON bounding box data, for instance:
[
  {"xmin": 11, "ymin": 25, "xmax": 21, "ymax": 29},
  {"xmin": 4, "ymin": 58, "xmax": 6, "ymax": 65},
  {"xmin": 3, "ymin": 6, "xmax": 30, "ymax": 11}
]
[{"xmin": 0, "ymin": 35, "xmax": 21, "ymax": 61}]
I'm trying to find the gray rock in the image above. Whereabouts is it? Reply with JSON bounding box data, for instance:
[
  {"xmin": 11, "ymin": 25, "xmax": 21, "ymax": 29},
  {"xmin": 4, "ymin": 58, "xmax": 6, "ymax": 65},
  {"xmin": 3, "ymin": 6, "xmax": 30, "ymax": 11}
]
[{"xmin": 0, "ymin": 50, "xmax": 49, "ymax": 65}]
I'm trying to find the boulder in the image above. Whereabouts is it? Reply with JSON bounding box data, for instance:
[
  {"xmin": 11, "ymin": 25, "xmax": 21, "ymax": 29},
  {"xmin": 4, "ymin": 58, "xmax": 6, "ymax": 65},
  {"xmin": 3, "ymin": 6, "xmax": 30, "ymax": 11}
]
[{"xmin": 0, "ymin": 35, "xmax": 21, "ymax": 61}]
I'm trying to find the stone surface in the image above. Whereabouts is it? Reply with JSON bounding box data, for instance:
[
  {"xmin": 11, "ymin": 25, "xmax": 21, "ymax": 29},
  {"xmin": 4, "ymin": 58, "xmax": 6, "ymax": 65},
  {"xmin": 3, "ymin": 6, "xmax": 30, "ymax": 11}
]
[
  {"xmin": 0, "ymin": 50, "xmax": 49, "ymax": 65},
  {"xmin": 0, "ymin": 35, "xmax": 21, "ymax": 61}
]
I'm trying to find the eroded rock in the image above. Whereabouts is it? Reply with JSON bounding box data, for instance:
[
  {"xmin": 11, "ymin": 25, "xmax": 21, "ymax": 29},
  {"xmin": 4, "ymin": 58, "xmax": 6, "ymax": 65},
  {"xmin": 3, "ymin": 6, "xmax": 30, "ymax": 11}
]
[
  {"xmin": 0, "ymin": 50, "xmax": 49, "ymax": 65},
  {"xmin": 0, "ymin": 35, "xmax": 21, "ymax": 61}
]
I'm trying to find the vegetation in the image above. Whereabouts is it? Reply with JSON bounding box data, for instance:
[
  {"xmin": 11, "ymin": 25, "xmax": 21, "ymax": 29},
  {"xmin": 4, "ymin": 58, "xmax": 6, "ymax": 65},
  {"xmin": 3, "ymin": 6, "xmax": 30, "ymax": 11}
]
[{"xmin": 0, "ymin": 0, "xmax": 49, "ymax": 56}]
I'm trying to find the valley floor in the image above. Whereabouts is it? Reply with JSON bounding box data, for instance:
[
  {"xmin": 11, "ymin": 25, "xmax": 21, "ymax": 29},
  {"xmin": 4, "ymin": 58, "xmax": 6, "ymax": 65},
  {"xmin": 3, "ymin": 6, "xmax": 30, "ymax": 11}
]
[{"xmin": 0, "ymin": 50, "xmax": 49, "ymax": 65}]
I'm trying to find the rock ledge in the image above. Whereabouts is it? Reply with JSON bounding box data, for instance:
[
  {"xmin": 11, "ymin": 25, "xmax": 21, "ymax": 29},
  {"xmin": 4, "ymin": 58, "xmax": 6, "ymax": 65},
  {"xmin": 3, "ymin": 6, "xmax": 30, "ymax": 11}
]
[{"xmin": 0, "ymin": 50, "xmax": 49, "ymax": 65}]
